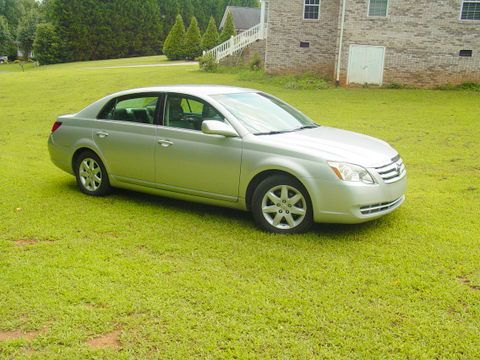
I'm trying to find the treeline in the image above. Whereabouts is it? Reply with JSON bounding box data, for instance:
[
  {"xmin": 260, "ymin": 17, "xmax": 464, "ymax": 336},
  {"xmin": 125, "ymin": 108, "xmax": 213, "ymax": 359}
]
[{"xmin": 0, "ymin": 0, "xmax": 257, "ymax": 64}]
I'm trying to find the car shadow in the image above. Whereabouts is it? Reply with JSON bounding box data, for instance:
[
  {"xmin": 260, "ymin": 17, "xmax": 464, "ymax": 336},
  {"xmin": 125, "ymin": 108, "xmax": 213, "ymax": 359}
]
[{"xmin": 63, "ymin": 180, "xmax": 394, "ymax": 239}]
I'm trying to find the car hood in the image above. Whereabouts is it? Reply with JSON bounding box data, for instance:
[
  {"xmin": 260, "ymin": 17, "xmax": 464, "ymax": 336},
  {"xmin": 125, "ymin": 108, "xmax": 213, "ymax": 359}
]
[{"xmin": 260, "ymin": 126, "xmax": 398, "ymax": 168}]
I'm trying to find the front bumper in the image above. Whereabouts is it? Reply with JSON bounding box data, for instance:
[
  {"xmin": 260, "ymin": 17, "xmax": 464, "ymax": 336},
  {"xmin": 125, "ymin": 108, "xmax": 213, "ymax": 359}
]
[{"xmin": 304, "ymin": 173, "xmax": 407, "ymax": 224}]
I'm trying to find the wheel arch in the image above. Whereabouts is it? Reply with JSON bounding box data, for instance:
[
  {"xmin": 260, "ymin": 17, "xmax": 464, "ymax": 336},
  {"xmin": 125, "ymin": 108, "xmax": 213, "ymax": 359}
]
[
  {"xmin": 71, "ymin": 145, "xmax": 108, "ymax": 175},
  {"xmin": 245, "ymin": 169, "xmax": 310, "ymax": 211}
]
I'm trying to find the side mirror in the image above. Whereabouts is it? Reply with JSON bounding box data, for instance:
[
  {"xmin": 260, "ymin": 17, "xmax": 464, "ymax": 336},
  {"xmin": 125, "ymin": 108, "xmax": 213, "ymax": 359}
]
[{"xmin": 201, "ymin": 120, "xmax": 238, "ymax": 137}]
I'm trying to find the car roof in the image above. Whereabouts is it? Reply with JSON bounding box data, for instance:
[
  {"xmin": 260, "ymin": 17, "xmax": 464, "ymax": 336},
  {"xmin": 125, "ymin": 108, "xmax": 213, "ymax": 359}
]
[{"xmin": 111, "ymin": 85, "xmax": 257, "ymax": 98}]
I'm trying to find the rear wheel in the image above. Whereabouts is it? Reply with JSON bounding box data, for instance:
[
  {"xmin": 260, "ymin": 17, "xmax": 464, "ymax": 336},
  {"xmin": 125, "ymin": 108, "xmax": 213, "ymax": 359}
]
[
  {"xmin": 74, "ymin": 151, "xmax": 111, "ymax": 196},
  {"xmin": 252, "ymin": 175, "xmax": 313, "ymax": 234}
]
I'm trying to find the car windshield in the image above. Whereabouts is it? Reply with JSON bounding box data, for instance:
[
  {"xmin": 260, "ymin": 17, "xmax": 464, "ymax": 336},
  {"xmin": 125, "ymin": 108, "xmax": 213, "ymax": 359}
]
[{"xmin": 211, "ymin": 92, "xmax": 318, "ymax": 135}]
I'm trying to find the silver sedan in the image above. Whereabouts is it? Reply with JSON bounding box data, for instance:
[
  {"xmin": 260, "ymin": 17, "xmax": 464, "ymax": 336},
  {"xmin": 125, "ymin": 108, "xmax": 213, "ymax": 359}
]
[{"xmin": 48, "ymin": 85, "xmax": 407, "ymax": 233}]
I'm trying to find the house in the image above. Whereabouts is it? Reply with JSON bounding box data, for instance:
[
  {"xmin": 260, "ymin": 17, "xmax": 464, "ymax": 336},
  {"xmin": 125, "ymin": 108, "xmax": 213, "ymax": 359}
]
[
  {"xmin": 220, "ymin": 6, "xmax": 261, "ymax": 33},
  {"xmin": 264, "ymin": 0, "xmax": 480, "ymax": 86},
  {"xmin": 208, "ymin": 0, "xmax": 480, "ymax": 87}
]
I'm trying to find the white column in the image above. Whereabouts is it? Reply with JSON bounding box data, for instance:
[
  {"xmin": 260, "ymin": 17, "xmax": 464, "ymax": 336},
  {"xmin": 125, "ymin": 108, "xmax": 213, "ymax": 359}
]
[{"xmin": 260, "ymin": 0, "xmax": 266, "ymax": 39}]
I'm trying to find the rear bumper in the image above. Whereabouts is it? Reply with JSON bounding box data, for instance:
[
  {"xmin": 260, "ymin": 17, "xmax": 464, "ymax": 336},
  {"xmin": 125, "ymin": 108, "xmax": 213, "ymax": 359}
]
[
  {"xmin": 304, "ymin": 174, "xmax": 407, "ymax": 224},
  {"xmin": 48, "ymin": 135, "xmax": 74, "ymax": 175}
]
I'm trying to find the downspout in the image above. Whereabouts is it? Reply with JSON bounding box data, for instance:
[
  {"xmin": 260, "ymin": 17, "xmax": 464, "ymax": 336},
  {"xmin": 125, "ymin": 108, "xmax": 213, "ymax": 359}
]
[{"xmin": 336, "ymin": 0, "xmax": 347, "ymax": 86}]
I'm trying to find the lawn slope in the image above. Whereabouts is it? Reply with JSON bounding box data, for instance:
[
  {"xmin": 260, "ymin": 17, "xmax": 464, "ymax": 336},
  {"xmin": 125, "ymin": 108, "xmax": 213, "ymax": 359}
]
[{"xmin": 0, "ymin": 57, "xmax": 479, "ymax": 359}]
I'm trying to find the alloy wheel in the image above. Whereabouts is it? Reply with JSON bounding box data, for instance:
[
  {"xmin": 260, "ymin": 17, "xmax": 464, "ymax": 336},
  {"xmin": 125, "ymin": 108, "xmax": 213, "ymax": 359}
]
[
  {"xmin": 79, "ymin": 158, "xmax": 102, "ymax": 192},
  {"xmin": 261, "ymin": 185, "xmax": 307, "ymax": 230}
]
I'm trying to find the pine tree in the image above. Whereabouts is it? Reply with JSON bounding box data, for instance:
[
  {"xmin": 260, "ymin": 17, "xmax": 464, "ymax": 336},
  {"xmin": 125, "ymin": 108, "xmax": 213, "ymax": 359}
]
[
  {"xmin": 219, "ymin": 11, "xmax": 236, "ymax": 43},
  {"xmin": 201, "ymin": 16, "xmax": 219, "ymax": 51},
  {"xmin": 163, "ymin": 14, "xmax": 186, "ymax": 60},
  {"xmin": 184, "ymin": 16, "xmax": 202, "ymax": 60}
]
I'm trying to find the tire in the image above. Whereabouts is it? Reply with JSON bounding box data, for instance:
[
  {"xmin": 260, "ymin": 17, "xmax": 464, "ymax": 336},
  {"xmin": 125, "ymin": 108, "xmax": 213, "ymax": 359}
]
[
  {"xmin": 74, "ymin": 150, "xmax": 111, "ymax": 196},
  {"xmin": 251, "ymin": 174, "xmax": 313, "ymax": 234}
]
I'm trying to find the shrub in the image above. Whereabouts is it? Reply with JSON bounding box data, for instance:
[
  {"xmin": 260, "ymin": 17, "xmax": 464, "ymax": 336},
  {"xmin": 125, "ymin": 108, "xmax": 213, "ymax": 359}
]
[
  {"xmin": 219, "ymin": 11, "xmax": 236, "ymax": 43},
  {"xmin": 201, "ymin": 16, "xmax": 219, "ymax": 51},
  {"xmin": 457, "ymin": 82, "xmax": 480, "ymax": 91},
  {"xmin": 384, "ymin": 82, "xmax": 406, "ymax": 89},
  {"xmin": 184, "ymin": 17, "xmax": 202, "ymax": 60},
  {"xmin": 436, "ymin": 82, "xmax": 480, "ymax": 91},
  {"xmin": 33, "ymin": 23, "xmax": 61, "ymax": 65},
  {"xmin": 248, "ymin": 52, "xmax": 262, "ymax": 71},
  {"xmin": 198, "ymin": 53, "xmax": 217, "ymax": 72},
  {"xmin": 163, "ymin": 15, "xmax": 186, "ymax": 60}
]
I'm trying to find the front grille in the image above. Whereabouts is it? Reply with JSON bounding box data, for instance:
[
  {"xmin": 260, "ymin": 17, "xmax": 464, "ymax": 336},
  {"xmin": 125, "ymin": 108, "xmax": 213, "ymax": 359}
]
[
  {"xmin": 374, "ymin": 156, "xmax": 406, "ymax": 184},
  {"xmin": 360, "ymin": 196, "xmax": 404, "ymax": 215}
]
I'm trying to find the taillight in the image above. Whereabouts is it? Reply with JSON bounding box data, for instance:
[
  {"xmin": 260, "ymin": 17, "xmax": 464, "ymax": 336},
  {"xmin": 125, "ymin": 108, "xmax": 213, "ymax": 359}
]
[{"xmin": 51, "ymin": 121, "xmax": 62, "ymax": 133}]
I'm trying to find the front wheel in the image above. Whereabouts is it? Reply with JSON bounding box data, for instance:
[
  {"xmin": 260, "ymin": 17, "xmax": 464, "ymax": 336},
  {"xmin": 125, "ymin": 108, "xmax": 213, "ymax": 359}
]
[
  {"xmin": 252, "ymin": 175, "xmax": 313, "ymax": 234},
  {"xmin": 74, "ymin": 151, "xmax": 111, "ymax": 196}
]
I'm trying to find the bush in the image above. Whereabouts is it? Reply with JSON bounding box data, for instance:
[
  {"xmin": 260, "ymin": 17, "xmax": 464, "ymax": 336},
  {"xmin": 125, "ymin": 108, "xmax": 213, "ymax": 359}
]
[
  {"xmin": 162, "ymin": 15, "xmax": 186, "ymax": 60},
  {"xmin": 384, "ymin": 82, "xmax": 407, "ymax": 89},
  {"xmin": 436, "ymin": 82, "xmax": 480, "ymax": 91},
  {"xmin": 248, "ymin": 52, "xmax": 262, "ymax": 71},
  {"xmin": 184, "ymin": 17, "xmax": 202, "ymax": 60},
  {"xmin": 457, "ymin": 82, "xmax": 480, "ymax": 91},
  {"xmin": 33, "ymin": 23, "xmax": 61, "ymax": 65},
  {"xmin": 198, "ymin": 53, "xmax": 217, "ymax": 72}
]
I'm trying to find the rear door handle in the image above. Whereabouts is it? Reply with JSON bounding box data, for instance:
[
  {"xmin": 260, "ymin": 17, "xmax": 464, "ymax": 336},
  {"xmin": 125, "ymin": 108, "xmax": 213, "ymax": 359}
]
[
  {"xmin": 158, "ymin": 139, "xmax": 174, "ymax": 148},
  {"xmin": 96, "ymin": 131, "xmax": 109, "ymax": 138}
]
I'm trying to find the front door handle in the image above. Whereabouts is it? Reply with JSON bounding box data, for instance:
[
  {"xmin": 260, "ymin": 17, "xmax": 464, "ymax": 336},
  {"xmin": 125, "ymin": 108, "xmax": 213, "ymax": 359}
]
[
  {"xmin": 158, "ymin": 139, "xmax": 174, "ymax": 148},
  {"xmin": 96, "ymin": 131, "xmax": 109, "ymax": 138}
]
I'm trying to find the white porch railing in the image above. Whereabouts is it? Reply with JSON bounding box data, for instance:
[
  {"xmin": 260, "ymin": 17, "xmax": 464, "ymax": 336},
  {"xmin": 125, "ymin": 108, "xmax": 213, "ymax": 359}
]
[{"xmin": 205, "ymin": 23, "xmax": 267, "ymax": 63}]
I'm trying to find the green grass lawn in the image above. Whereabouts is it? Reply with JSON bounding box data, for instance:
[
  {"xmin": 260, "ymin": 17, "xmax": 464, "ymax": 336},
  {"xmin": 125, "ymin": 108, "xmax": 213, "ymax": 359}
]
[
  {"xmin": 0, "ymin": 57, "xmax": 479, "ymax": 359},
  {"xmin": 0, "ymin": 62, "xmax": 37, "ymax": 73}
]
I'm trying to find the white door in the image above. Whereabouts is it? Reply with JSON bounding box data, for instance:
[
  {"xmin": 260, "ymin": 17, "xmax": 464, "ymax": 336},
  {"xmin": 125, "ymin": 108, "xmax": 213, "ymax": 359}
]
[{"xmin": 347, "ymin": 45, "xmax": 385, "ymax": 85}]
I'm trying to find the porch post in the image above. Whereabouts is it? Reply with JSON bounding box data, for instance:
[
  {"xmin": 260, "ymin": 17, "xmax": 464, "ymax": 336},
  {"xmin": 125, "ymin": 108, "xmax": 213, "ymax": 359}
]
[{"xmin": 260, "ymin": 0, "xmax": 266, "ymax": 39}]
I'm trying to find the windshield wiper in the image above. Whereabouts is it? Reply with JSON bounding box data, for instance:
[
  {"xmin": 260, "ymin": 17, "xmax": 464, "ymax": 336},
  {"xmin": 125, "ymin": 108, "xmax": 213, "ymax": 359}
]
[
  {"xmin": 255, "ymin": 130, "xmax": 292, "ymax": 136},
  {"xmin": 292, "ymin": 124, "xmax": 319, "ymax": 132},
  {"xmin": 255, "ymin": 125, "xmax": 319, "ymax": 136}
]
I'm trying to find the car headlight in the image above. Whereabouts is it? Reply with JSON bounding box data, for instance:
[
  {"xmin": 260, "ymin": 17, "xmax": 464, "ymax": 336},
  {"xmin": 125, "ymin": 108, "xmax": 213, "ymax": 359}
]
[{"xmin": 328, "ymin": 162, "xmax": 375, "ymax": 184}]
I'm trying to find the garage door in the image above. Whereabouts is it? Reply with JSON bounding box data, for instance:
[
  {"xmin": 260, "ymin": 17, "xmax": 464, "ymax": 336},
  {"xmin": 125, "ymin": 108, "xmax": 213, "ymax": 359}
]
[{"xmin": 347, "ymin": 45, "xmax": 385, "ymax": 85}]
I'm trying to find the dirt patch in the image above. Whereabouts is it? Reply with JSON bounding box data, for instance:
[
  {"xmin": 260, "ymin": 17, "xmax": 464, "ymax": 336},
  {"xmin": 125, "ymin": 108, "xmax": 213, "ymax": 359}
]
[
  {"xmin": 86, "ymin": 329, "xmax": 121, "ymax": 350},
  {"xmin": 13, "ymin": 238, "xmax": 55, "ymax": 246},
  {"xmin": 0, "ymin": 329, "xmax": 41, "ymax": 342},
  {"xmin": 15, "ymin": 239, "xmax": 38, "ymax": 246},
  {"xmin": 458, "ymin": 276, "xmax": 480, "ymax": 291}
]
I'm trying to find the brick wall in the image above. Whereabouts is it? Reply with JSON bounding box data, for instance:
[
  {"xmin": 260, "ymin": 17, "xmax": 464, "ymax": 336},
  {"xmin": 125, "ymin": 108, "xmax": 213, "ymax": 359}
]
[
  {"xmin": 264, "ymin": 0, "xmax": 480, "ymax": 86},
  {"xmin": 265, "ymin": 0, "xmax": 340, "ymax": 79}
]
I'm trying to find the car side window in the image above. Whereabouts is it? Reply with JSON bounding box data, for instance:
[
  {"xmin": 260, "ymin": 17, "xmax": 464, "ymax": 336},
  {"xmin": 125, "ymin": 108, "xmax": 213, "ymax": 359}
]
[
  {"xmin": 101, "ymin": 95, "xmax": 159, "ymax": 124},
  {"xmin": 164, "ymin": 94, "xmax": 224, "ymax": 131}
]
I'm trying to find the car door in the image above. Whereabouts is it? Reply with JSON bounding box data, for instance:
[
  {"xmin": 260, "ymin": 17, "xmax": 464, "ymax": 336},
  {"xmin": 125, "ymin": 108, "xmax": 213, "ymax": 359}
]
[
  {"xmin": 93, "ymin": 93, "xmax": 162, "ymax": 184},
  {"xmin": 155, "ymin": 93, "xmax": 243, "ymax": 201}
]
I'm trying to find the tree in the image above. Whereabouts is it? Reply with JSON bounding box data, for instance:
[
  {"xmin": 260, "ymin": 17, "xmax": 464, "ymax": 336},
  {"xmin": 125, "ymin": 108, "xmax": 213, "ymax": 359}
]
[
  {"xmin": 219, "ymin": 11, "xmax": 236, "ymax": 43},
  {"xmin": 163, "ymin": 14, "xmax": 186, "ymax": 60},
  {"xmin": 17, "ymin": 9, "xmax": 37, "ymax": 58},
  {"xmin": 184, "ymin": 16, "xmax": 202, "ymax": 60},
  {"xmin": 0, "ymin": 15, "xmax": 15, "ymax": 56},
  {"xmin": 201, "ymin": 16, "xmax": 219, "ymax": 51},
  {"xmin": 0, "ymin": 0, "xmax": 24, "ymax": 33},
  {"xmin": 33, "ymin": 22, "xmax": 60, "ymax": 64},
  {"xmin": 44, "ymin": 0, "xmax": 163, "ymax": 63}
]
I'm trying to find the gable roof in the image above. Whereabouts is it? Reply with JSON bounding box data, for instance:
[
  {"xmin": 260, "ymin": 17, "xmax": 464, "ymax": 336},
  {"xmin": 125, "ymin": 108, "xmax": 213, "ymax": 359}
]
[{"xmin": 220, "ymin": 6, "xmax": 261, "ymax": 31}]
